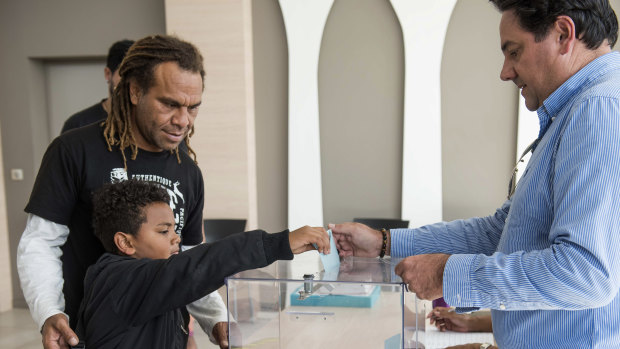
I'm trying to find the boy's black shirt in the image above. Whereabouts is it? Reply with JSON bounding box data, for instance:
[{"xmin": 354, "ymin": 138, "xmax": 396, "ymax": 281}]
[
  {"xmin": 77, "ymin": 229, "xmax": 293, "ymax": 349},
  {"xmin": 25, "ymin": 122, "xmax": 204, "ymax": 327}
]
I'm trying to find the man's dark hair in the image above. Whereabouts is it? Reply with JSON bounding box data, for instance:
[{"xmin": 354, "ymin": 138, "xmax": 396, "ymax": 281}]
[
  {"xmin": 92, "ymin": 179, "xmax": 170, "ymax": 254},
  {"xmin": 104, "ymin": 35, "xmax": 204, "ymax": 168},
  {"xmin": 106, "ymin": 39, "xmax": 135, "ymax": 73},
  {"xmin": 490, "ymin": 0, "xmax": 618, "ymax": 49}
]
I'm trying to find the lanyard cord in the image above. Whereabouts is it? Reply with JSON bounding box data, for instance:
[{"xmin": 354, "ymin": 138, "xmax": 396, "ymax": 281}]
[{"xmin": 507, "ymin": 138, "xmax": 539, "ymax": 199}]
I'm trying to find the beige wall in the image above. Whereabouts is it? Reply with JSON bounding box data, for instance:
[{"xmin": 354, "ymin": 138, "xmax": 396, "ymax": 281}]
[
  {"xmin": 319, "ymin": 0, "xmax": 405, "ymax": 225},
  {"xmin": 166, "ymin": 0, "xmax": 259, "ymax": 230},
  {"xmin": 441, "ymin": 0, "xmax": 518, "ymax": 220},
  {"xmin": 252, "ymin": 0, "xmax": 290, "ymax": 233},
  {"xmin": 0, "ymin": 0, "xmax": 166, "ymax": 308}
]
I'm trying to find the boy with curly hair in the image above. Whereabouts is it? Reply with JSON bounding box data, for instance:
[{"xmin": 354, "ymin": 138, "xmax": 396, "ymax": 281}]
[{"xmin": 76, "ymin": 179, "xmax": 329, "ymax": 348}]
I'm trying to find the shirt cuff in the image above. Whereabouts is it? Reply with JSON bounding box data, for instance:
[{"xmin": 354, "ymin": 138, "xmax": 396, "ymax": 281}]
[
  {"xmin": 187, "ymin": 291, "xmax": 230, "ymax": 342},
  {"xmin": 389, "ymin": 228, "xmax": 414, "ymax": 257},
  {"xmin": 37, "ymin": 311, "xmax": 68, "ymax": 332},
  {"xmin": 262, "ymin": 230, "xmax": 293, "ymax": 263},
  {"xmin": 443, "ymin": 253, "xmax": 481, "ymax": 308}
]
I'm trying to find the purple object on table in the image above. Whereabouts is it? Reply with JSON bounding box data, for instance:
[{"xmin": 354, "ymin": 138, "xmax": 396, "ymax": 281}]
[{"xmin": 432, "ymin": 297, "xmax": 449, "ymax": 308}]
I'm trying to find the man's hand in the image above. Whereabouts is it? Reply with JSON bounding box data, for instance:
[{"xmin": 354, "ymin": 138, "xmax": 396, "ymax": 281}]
[
  {"xmin": 212, "ymin": 321, "xmax": 228, "ymax": 349},
  {"xmin": 328, "ymin": 223, "xmax": 383, "ymax": 258},
  {"xmin": 395, "ymin": 253, "xmax": 449, "ymax": 300},
  {"xmin": 41, "ymin": 313, "xmax": 79, "ymax": 349},
  {"xmin": 289, "ymin": 226, "xmax": 330, "ymax": 254}
]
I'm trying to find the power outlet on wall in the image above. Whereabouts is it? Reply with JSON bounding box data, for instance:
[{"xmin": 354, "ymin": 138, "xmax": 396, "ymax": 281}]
[{"xmin": 10, "ymin": 169, "xmax": 23, "ymax": 181}]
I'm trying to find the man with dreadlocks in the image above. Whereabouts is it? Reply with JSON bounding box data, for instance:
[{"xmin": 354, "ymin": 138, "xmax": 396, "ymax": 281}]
[{"xmin": 17, "ymin": 35, "xmax": 233, "ymax": 349}]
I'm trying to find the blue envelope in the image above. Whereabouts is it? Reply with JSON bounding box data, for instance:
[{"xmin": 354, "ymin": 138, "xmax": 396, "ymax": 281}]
[{"xmin": 314, "ymin": 229, "xmax": 340, "ymax": 273}]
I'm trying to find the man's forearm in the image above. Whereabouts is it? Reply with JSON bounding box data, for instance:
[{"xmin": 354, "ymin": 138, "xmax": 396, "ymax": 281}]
[
  {"xmin": 469, "ymin": 312, "xmax": 493, "ymax": 332},
  {"xmin": 186, "ymin": 291, "xmax": 230, "ymax": 340},
  {"xmin": 17, "ymin": 214, "xmax": 68, "ymax": 329}
]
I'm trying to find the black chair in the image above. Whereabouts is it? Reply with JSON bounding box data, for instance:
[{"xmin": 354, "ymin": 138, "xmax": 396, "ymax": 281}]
[
  {"xmin": 353, "ymin": 217, "xmax": 409, "ymax": 229},
  {"xmin": 203, "ymin": 219, "xmax": 247, "ymax": 243}
]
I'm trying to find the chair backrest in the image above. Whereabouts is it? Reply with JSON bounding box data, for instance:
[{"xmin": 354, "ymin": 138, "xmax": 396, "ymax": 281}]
[
  {"xmin": 203, "ymin": 219, "xmax": 247, "ymax": 243},
  {"xmin": 353, "ymin": 217, "xmax": 409, "ymax": 230}
]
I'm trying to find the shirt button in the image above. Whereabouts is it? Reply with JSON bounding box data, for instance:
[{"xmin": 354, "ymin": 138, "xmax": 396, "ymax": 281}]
[{"xmin": 500, "ymin": 303, "xmax": 506, "ymax": 310}]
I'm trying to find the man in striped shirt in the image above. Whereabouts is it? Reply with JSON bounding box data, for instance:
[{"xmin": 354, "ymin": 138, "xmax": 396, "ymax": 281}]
[{"xmin": 332, "ymin": 1, "xmax": 620, "ymax": 348}]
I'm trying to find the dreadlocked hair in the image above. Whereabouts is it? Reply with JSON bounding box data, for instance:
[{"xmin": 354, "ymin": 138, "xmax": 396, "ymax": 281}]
[{"xmin": 103, "ymin": 35, "xmax": 205, "ymax": 169}]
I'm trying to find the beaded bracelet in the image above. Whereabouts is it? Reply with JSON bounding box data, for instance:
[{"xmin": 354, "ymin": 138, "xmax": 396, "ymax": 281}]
[{"xmin": 379, "ymin": 228, "xmax": 388, "ymax": 258}]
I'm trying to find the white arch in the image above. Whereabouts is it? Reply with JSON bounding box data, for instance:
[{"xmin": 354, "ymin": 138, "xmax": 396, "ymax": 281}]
[
  {"xmin": 390, "ymin": 0, "xmax": 458, "ymax": 227},
  {"xmin": 279, "ymin": 0, "xmax": 334, "ymax": 229}
]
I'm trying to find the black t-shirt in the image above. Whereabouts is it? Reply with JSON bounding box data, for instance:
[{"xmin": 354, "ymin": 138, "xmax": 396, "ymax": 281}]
[
  {"xmin": 25, "ymin": 123, "xmax": 204, "ymax": 328},
  {"xmin": 60, "ymin": 100, "xmax": 107, "ymax": 134}
]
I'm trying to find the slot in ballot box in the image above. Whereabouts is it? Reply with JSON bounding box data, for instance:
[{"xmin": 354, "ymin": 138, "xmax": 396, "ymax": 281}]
[{"xmin": 225, "ymin": 255, "xmax": 427, "ymax": 348}]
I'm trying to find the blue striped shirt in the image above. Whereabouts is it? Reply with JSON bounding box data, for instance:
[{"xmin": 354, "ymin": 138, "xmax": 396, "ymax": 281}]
[{"xmin": 392, "ymin": 51, "xmax": 620, "ymax": 348}]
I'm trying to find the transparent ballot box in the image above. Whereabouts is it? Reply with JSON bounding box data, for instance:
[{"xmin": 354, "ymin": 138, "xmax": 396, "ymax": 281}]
[{"xmin": 225, "ymin": 255, "xmax": 427, "ymax": 348}]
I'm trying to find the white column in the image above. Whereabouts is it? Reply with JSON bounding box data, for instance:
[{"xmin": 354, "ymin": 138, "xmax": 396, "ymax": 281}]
[
  {"xmin": 390, "ymin": 0, "xmax": 457, "ymax": 227},
  {"xmin": 280, "ymin": 0, "xmax": 334, "ymax": 229}
]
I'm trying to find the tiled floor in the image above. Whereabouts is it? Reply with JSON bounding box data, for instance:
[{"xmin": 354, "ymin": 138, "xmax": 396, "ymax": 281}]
[
  {"xmin": 0, "ymin": 308, "xmax": 41, "ymax": 349},
  {"xmin": 0, "ymin": 308, "xmax": 218, "ymax": 349}
]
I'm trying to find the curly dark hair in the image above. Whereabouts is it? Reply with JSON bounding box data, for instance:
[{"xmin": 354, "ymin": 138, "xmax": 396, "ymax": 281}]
[
  {"xmin": 92, "ymin": 179, "xmax": 171, "ymax": 253},
  {"xmin": 103, "ymin": 34, "xmax": 204, "ymax": 169},
  {"xmin": 490, "ymin": 0, "xmax": 618, "ymax": 49}
]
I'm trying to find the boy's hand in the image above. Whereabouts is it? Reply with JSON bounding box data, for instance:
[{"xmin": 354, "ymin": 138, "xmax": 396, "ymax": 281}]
[{"xmin": 289, "ymin": 226, "xmax": 330, "ymax": 254}]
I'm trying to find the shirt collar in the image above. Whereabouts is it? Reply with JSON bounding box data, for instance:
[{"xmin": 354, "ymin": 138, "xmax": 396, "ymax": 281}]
[{"xmin": 536, "ymin": 51, "xmax": 620, "ymax": 139}]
